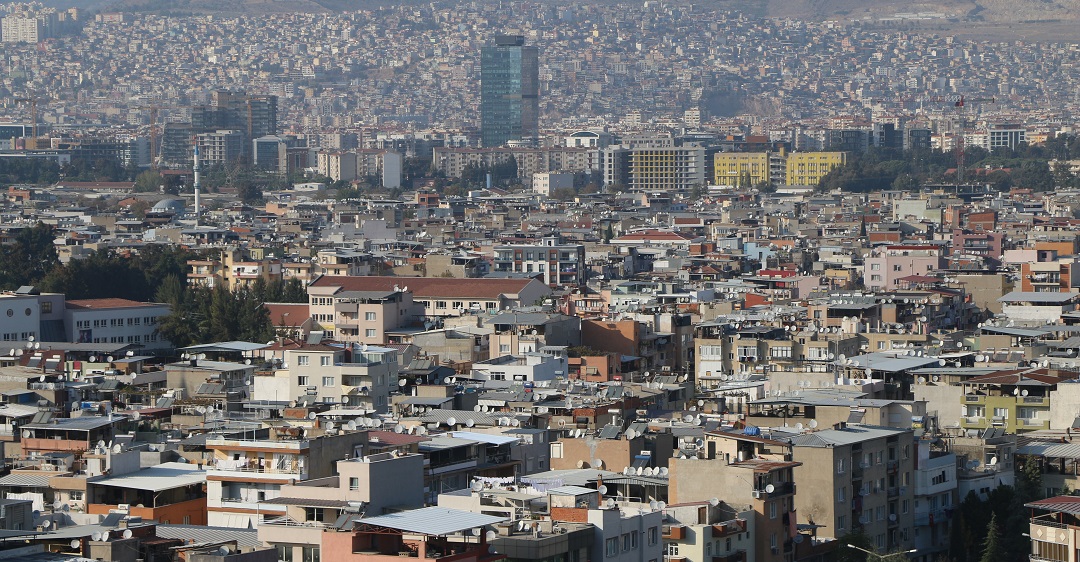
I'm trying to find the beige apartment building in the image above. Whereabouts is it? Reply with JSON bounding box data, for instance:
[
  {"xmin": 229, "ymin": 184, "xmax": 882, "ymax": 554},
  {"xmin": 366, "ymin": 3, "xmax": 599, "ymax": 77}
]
[{"xmin": 790, "ymin": 424, "xmax": 916, "ymax": 555}]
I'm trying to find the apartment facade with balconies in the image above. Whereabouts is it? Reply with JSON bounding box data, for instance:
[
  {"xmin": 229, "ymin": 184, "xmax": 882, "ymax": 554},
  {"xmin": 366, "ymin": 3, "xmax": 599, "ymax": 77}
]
[
  {"xmin": 494, "ymin": 237, "xmax": 587, "ymax": 287},
  {"xmin": 791, "ymin": 424, "xmax": 916, "ymax": 556},
  {"xmin": 204, "ymin": 430, "xmax": 368, "ymax": 528}
]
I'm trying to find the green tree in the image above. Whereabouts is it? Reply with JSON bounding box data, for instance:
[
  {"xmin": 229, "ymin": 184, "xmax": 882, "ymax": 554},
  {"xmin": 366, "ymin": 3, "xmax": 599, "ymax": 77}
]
[
  {"xmin": 835, "ymin": 529, "xmax": 874, "ymax": 562},
  {"xmin": 978, "ymin": 512, "xmax": 1002, "ymax": 562},
  {"xmin": 0, "ymin": 222, "xmax": 60, "ymax": 289},
  {"xmin": 134, "ymin": 170, "xmax": 164, "ymax": 192},
  {"xmin": 1017, "ymin": 457, "xmax": 1044, "ymax": 503}
]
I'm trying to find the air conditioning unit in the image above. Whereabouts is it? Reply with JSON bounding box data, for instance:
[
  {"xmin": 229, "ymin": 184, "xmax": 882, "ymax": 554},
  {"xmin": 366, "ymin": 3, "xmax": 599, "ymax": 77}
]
[{"xmin": 751, "ymin": 490, "xmax": 763, "ymax": 499}]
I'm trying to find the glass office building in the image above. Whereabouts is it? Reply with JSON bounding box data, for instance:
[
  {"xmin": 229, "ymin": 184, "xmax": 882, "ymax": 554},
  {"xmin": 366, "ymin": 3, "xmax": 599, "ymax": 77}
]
[{"xmin": 481, "ymin": 35, "xmax": 539, "ymax": 148}]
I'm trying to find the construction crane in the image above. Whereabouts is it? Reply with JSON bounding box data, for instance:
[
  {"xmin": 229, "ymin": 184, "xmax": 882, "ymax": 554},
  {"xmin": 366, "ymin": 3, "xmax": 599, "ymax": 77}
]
[
  {"xmin": 936, "ymin": 96, "xmax": 997, "ymax": 185},
  {"xmin": 13, "ymin": 96, "xmax": 47, "ymax": 144},
  {"xmin": 136, "ymin": 105, "xmax": 164, "ymax": 171},
  {"xmin": 874, "ymin": 94, "xmax": 997, "ymax": 183}
]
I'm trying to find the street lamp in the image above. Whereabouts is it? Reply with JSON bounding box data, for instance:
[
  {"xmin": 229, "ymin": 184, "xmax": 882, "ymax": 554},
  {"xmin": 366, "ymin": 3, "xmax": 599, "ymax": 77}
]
[{"xmin": 845, "ymin": 544, "xmax": 917, "ymax": 560}]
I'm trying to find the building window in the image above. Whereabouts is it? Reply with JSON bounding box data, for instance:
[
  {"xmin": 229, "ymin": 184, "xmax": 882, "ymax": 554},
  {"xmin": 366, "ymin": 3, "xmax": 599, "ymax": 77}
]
[
  {"xmin": 349, "ymin": 477, "xmax": 360, "ymax": 491},
  {"xmin": 298, "ymin": 355, "xmax": 309, "ymax": 366},
  {"xmin": 366, "ymin": 329, "xmax": 377, "ymax": 338},
  {"xmin": 277, "ymin": 546, "xmax": 293, "ymax": 562},
  {"xmin": 606, "ymin": 538, "xmax": 619, "ymax": 557},
  {"xmin": 320, "ymin": 356, "xmax": 330, "ymax": 366},
  {"xmin": 837, "ymin": 515, "xmax": 846, "ymax": 530},
  {"xmin": 365, "ymin": 312, "xmax": 377, "ymax": 321},
  {"xmin": 40, "ymin": 301, "xmax": 51, "ymax": 314},
  {"xmin": 298, "ymin": 376, "xmax": 309, "ymax": 387},
  {"xmin": 622, "ymin": 533, "xmax": 630, "ymax": 551},
  {"xmin": 648, "ymin": 527, "xmax": 658, "ymax": 545},
  {"xmin": 769, "ymin": 502, "xmax": 777, "ymax": 519},
  {"xmin": 662, "ymin": 543, "xmax": 678, "ymax": 557},
  {"xmin": 436, "ymin": 301, "xmax": 447, "ymax": 309},
  {"xmin": 837, "ymin": 486, "xmax": 846, "ymax": 503},
  {"xmin": 322, "ymin": 376, "xmax": 335, "ymax": 387}
]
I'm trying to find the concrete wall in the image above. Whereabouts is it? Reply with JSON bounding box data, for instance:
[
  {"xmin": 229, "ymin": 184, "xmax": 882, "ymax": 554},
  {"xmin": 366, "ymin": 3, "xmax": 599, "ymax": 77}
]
[{"xmin": 913, "ymin": 384, "xmax": 964, "ymax": 429}]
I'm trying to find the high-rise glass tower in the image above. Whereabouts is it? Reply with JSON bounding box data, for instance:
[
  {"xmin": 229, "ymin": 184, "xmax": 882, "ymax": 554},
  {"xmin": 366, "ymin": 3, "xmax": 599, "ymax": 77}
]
[{"xmin": 481, "ymin": 35, "xmax": 539, "ymax": 148}]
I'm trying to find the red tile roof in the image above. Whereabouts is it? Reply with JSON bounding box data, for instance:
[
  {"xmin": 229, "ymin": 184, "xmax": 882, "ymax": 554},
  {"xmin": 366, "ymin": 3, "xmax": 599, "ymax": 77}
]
[
  {"xmin": 310, "ymin": 276, "xmax": 539, "ymax": 299},
  {"xmin": 264, "ymin": 303, "xmax": 310, "ymax": 326},
  {"xmin": 66, "ymin": 298, "xmax": 160, "ymax": 309}
]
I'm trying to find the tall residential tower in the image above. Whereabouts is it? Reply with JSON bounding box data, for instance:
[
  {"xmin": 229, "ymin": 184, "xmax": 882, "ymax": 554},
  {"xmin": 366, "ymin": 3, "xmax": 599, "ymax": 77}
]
[{"xmin": 480, "ymin": 35, "xmax": 538, "ymax": 148}]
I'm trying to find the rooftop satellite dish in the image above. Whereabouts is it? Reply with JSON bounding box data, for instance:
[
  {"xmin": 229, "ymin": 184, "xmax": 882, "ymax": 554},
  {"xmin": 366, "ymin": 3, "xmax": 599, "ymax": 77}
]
[
  {"xmin": 308, "ymin": 412, "xmax": 317, "ymax": 420},
  {"xmin": 39, "ymin": 374, "xmax": 45, "ymax": 382},
  {"xmin": 393, "ymin": 424, "xmax": 404, "ymax": 434},
  {"xmin": 326, "ymin": 421, "xmax": 336, "ymax": 431},
  {"xmin": 1022, "ymin": 389, "xmax": 1029, "ymax": 397},
  {"xmin": 605, "ymin": 499, "xmax": 616, "ymax": 509},
  {"xmin": 486, "ymin": 530, "xmax": 497, "ymax": 542},
  {"xmin": 472, "ymin": 528, "xmax": 482, "ymax": 537},
  {"xmin": 466, "ymin": 419, "xmax": 475, "ymax": 428},
  {"xmin": 123, "ymin": 529, "xmax": 132, "ymax": 539},
  {"xmin": 446, "ymin": 417, "xmax": 457, "ymax": 426},
  {"xmin": 106, "ymin": 356, "xmax": 113, "ymax": 362},
  {"xmin": 598, "ymin": 485, "xmax": 608, "ymax": 495},
  {"xmin": 41, "ymin": 520, "xmax": 51, "ymax": 529},
  {"xmin": 796, "ymin": 423, "xmax": 804, "ymax": 430},
  {"xmin": 625, "ymin": 429, "xmax": 637, "ymax": 440},
  {"xmin": 809, "ymin": 419, "xmax": 818, "ymax": 428},
  {"xmin": 650, "ymin": 500, "xmax": 659, "ymax": 510},
  {"xmin": 70, "ymin": 539, "xmax": 80, "ymax": 549},
  {"xmin": 474, "ymin": 405, "xmax": 482, "ymax": 412},
  {"xmin": 657, "ymin": 501, "xmax": 666, "ymax": 510},
  {"xmin": 112, "ymin": 444, "xmax": 122, "ymax": 454},
  {"xmin": 132, "ymin": 411, "xmax": 140, "ymax": 420},
  {"xmin": 21, "ymin": 430, "xmax": 31, "ymax": 439},
  {"xmin": 709, "ymin": 497, "xmax": 720, "ymax": 507},
  {"xmin": 990, "ymin": 456, "xmax": 998, "ymax": 466},
  {"xmin": 92, "ymin": 532, "xmax": 103, "ymax": 542}
]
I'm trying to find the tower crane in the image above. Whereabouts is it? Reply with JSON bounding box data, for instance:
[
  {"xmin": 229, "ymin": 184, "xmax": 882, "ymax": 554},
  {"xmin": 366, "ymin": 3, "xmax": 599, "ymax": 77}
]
[
  {"xmin": 13, "ymin": 96, "xmax": 47, "ymax": 144},
  {"xmin": 874, "ymin": 94, "xmax": 997, "ymax": 184}
]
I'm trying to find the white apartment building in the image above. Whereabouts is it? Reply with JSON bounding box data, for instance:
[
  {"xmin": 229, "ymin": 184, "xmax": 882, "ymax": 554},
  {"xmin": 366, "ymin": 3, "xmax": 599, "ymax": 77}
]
[{"xmin": 65, "ymin": 298, "xmax": 170, "ymax": 350}]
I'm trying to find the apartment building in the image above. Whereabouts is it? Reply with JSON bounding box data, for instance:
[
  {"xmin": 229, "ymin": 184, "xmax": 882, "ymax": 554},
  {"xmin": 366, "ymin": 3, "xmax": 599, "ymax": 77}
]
[
  {"xmin": 790, "ymin": 424, "xmax": 916, "ymax": 555},
  {"xmin": 65, "ymin": 298, "xmax": 170, "ymax": 350},
  {"xmin": 713, "ymin": 152, "xmax": 770, "ymax": 187},
  {"xmin": 488, "ymin": 312, "xmax": 581, "ymax": 358},
  {"xmin": 602, "ymin": 145, "xmax": 707, "ymax": 191},
  {"xmin": 254, "ymin": 345, "xmax": 397, "ymax": 412},
  {"xmin": 863, "ymin": 245, "xmax": 946, "ymax": 290},
  {"xmin": 959, "ymin": 370, "xmax": 1056, "ymax": 433},
  {"xmin": 187, "ymin": 247, "xmax": 283, "ymax": 290},
  {"xmin": 204, "ymin": 430, "xmax": 369, "ymax": 528},
  {"xmin": 255, "ymin": 452, "xmax": 425, "ymax": 562},
  {"xmin": 669, "ymin": 456, "xmax": 801, "ymax": 562},
  {"xmin": 493, "ymin": 236, "xmax": 587, "ymax": 287},
  {"xmin": 784, "ymin": 152, "xmax": 846, "ymax": 186},
  {"xmin": 196, "ymin": 130, "xmax": 245, "ymax": 165}
]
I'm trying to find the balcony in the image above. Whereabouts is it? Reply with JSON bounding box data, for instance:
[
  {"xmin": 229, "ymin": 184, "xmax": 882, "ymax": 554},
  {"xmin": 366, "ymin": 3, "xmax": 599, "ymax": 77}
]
[
  {"xmin": 1022, "ymin": 396, "xmax": 1050, "ymax": 405},
  {"xmin": 961, "ymin": 417, "xmax": 988, "ymax": 429},
  {"xmin": 964, "ymin": 394, "xmax": 985, "ymax": 404},
  {"xmin": 663, "ymin": 525, "xmax": 686, "ymax": 540}
]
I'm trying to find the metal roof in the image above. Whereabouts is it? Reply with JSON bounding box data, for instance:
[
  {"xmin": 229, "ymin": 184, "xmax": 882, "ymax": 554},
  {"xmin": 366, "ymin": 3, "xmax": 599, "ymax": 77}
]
[
  {"xmin": 24, "ymin": 415, "xmax": 125, "ymax": 431},
  {"xmin": 980, "ymin": 326, "xmax": 1049, "ymax": 338},
  {"xmin": 91, "ymin": 462, "xmax": 205, "ymax": 492},
  {"xmin": 1017, "ymin": 442, "xmax": 1080, "ymax": 459},
  {"xmin": 357, "ymin": 507, "xmax": 506, "ymax": 536},
  {"xmin": 546, "ymin": 485, "xmax": 597, "ymax": 496},
  {"xmin": 446, "ymin": 431, "xmax": 520, "ymax": 446},
  {"xmin": 843, "ymin": 353, "xmax": 942, "ymax": 373},
  {"xmin": 790, "ymin": 425, "xmax": 911, "ymax": 448},
  {"xmin": 1025, "ymin": 496, "xmax": 1080, "ymax": 515},
  {"xmin": 0, "ymin": 473, "xmax": 52, "ymax": 487},
  {"xmin": 999, "ymin": 291, "xmax": 1080, "ymax": 304},
  {"xmin": 180, "ymin": 341, "xmax": 270, "ymax": 353},
  {"xmin": 260, "ymin": 497, "xmax": 352, "ymax": 508},
  {"xmin": 155, "ymin": 524, "xmax": 261, "ymax": 547}
]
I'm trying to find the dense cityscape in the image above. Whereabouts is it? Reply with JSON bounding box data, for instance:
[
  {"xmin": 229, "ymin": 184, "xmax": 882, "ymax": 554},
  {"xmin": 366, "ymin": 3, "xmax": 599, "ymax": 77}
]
[{"xmin": 2, "ymin": 1, "xmax": 1080, "ymax": 562}]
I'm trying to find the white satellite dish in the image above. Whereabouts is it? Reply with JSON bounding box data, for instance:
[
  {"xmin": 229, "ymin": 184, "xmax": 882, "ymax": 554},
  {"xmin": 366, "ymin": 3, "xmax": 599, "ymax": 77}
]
[
  {"xmin": 307, "ymin": 412, "xmax": 317, "ymax": 420},
  {"xmin": 765, "ymin": 484, "xmax": 775, "ymax": 494},
  {"xmin": 709, "ymin": 497, "xmax": 719, "ymax": 506},
  {"xmin": 70, "ymin": 540, "xmax": 80, "ymax": 549},
  {"xmin": 809, "ymin": 419, "xmax": 818, "ymax": 428},
  {"xmin": 598, "ymin": 485, "xmax": 608, "ymax": 495},
  {"xmin": 326, "ymin": 421, "xmax": 335, "ymax": 431},
  {"xmin": 446, "ymin": 417, "xmax": 457, "ymax": 426},
  {"xmin": 466, "ymin": 419, "xmax": 475, "ymax": 427},
  {"xmin": 393, "ymin": 424, "xmax": 404, "ymax": 434},
  {"xmin": 92, "ymin": 532, "xmax": 103, "ymax": 542},
  {"xmin": 122, "ymin": 529, "xmax": 132, "ymax": 539},
  {"xmin": 41, "ymin": 520, "xmax": 51, "ymax": 529},
  {"xmin": 486, "ymin": 530, "xmax": 497, "ymax": 542},
  {"xmin": 657, "ymin": 501, "xmax": 666, "ymax": 509}
]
